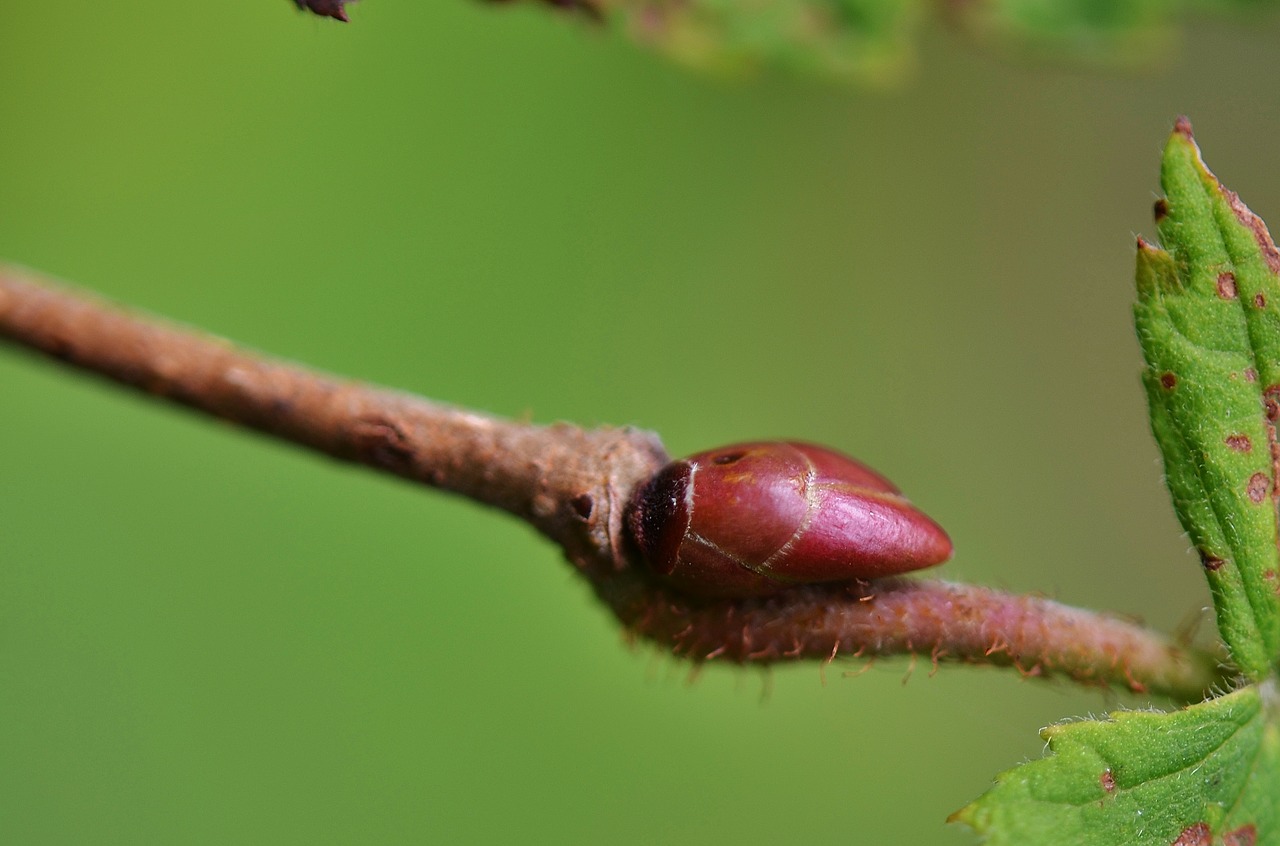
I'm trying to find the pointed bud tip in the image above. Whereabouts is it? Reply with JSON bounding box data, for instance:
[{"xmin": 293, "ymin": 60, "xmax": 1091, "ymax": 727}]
[
  {"xmin": 928, "ymin": 524, "xmax": 955, "ymax": 566},
  {"xmin": 1173, "ymin": 116, "xmax": 1194, "ymax": 140}
]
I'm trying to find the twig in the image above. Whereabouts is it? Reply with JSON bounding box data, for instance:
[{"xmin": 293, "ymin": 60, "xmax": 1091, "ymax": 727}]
[{"xmin": 0, "ymin": 264, "xmax": 1229, "ymax": 701}]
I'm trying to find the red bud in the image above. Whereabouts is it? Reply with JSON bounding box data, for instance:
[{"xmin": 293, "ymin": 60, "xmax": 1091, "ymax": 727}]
[{"xmin": 626, "ymin": 441, "xmax": 952, "ymax": 597}]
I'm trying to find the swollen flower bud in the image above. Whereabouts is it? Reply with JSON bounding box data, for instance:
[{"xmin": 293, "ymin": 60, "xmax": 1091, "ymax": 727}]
[{"xmin": 626, "ymin": 441, "xmax": 952, "ymax": 597}]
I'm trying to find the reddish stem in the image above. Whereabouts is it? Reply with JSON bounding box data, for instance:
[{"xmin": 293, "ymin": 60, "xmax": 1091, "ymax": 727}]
[
  {"xmin": 600, "ymin": 576, "xmax": 1216, "ymax": 697},
  {"xmin": 0, "ymin": 265, "xmax": 1228, "ymax": 701}
]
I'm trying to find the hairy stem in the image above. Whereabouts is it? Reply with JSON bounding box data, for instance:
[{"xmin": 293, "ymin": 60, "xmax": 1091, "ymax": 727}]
[
  {"xmin": 0, "ymin": 264, "xmax": 1228, "ymax": 701},
  {"xmin": 601, "ymin": 576, "xmax": 1221, "ymax": 698}
]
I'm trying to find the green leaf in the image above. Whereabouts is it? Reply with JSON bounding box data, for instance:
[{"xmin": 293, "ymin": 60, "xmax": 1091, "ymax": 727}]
[
  {"xmin": 484, "ymin": 0, "xmax": 1280, "ymax": 84},
  {"xmin": 953, "ymin": 682, "xmax": 1280, "ymax": 845},
  {"xmin": 956, "ymin": 0, "xmax": 1175, "ymax": 67},
  {"xmin": 1134, "ymin": 120, "xmax": 1280, "ymax": 680}
]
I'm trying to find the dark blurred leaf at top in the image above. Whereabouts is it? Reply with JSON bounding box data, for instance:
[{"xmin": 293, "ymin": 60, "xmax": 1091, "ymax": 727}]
[{"xmin": 295, "ymin": 0, "xmax": 353, "ymax": 22}]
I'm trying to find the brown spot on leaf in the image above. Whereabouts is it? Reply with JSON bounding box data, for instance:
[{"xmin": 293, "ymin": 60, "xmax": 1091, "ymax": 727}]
[
  {"xmin": 1160, "ymin": 372, "xmax": 1178, "ymax": 390},
  {"xmin": 1265, "ymin": 570, "xmax": 1280, "ymax": 596},
  {"xmin": 1199, "ymin": 549, "xmax": 1226, "ymax": 572},
  {"xmin": 1099, "ymin": 769, "xmax": 1116, "ymax": 794},
  {"xmin": 1245, "ymin": 368, "xmax": 1258, "ymax": 382},
  {"xmin": 1218, "ymin": 272, "xmax": 1238, "ymax": 299},
  {"xmin": 1255, "ymin": 293, "xmax": 1267, "ymax": 309},
  {"xmin": 1224, "ymin": 824, "xmax": 1257, "ymax": 846},
  {"xmin": 1172, "ymin": 822, "xmax": 1211, "ymax": 846},
  {"xmin": 1266, "ymin": 385, "xmax": 1280, "ymax": 421},
  {"xmin": 1154, "ymin": 198, "xmax": 1171, "ymax": 222},
  {"xmin": 1226, "ymin": 434, "xmax": 1253, "ymax": 452},
  {"xmin": 1248, "ymin": 473, "xmax": 1270, "ymax": 503},
  {"xmin": 1173, "ymin": 116, "xmax": 1195, "ymax": 140}
]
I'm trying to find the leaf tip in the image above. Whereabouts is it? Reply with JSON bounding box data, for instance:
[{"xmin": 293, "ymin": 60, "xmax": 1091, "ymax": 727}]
[
  {"xmin": 945, "ymin": 802, "xmax": 977, "ymax": 830},
  {"xmin": 1173, "ymin": 115, "xmax": 1195, "ymax": 141},
  {"xmin": 1163, "ymin": 118, "xmax": 1280, "ymax": 280},
  {"xmin": 1135, "ymin": 237, "xmax": 1176, "ymax": 297},
  {"xmin": 1162, "ymin": 115, "xmax": 1212, "ymax": 189}
]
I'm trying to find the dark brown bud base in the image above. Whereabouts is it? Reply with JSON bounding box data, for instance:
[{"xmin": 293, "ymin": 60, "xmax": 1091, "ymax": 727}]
[{"xmin": 626, "ymin": 441, "xmax": 953, "ymax": 597}]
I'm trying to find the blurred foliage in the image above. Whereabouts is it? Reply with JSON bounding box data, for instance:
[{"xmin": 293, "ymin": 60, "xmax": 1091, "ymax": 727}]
[
  {"xmin": 477, "ymin": 0, "xmax": 1279, "ymax": 83},
  {"xmin": 6, "ymin": 1, "xmax": 1280, "ymax": 844}
]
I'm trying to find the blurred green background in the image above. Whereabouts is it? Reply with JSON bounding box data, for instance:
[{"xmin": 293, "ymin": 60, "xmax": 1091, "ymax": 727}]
[{"xmin": 3, "ymin": 3, "xmax": 1280, "ymax": 843}]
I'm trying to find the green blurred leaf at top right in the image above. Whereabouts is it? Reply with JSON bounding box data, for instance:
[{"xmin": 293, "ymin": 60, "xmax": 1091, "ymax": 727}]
[
  {"xmin": 1134, "ymin": 119, "xmax": 1280, "ymax": 681},
  {"xmin": 492, "ymin": 0, "xmax": 1280, "ymax": 85}
]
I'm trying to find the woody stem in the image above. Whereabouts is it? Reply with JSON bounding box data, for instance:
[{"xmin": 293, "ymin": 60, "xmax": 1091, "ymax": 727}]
[{"xmin": 0, "ymin": 264, "xmax": 1229, "ymax": 701}]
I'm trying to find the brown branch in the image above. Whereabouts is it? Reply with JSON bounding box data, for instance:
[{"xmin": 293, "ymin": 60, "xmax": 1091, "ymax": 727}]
[
  {"xmin": 0, "ymin": 264, "xmax": 1229, "ymax": 702},
  {"xmin": 0, "ymin": 266, "xmax": 666, "ymax": 576}
]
